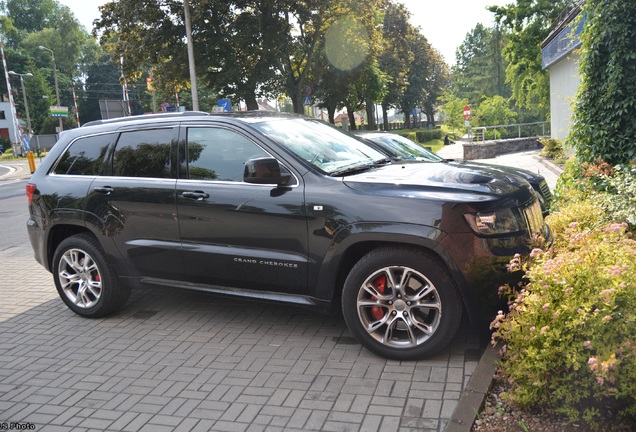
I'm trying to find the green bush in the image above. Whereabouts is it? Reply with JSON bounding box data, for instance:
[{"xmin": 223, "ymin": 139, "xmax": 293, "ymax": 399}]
[
  {"xmin": 539, "ymin": 137, "xmax": 565, "ymax": 161},
  {"xmin": 396, "ymin": 131, "xmax": 418, "ymax": 142},
  {"xmin": 599, "ymin": 164, "xmax": 636, "ymax": 228},
  {"xmin": 415, "ymin": 129, "xmax": 442, "ymax": 142},
  {"xmin": 0, "ymin": 137, "xmax": 10, "ymax": 152},
  {"xmin": 493, "ymin": 218, "xmax": 636, "ymax": 426}
]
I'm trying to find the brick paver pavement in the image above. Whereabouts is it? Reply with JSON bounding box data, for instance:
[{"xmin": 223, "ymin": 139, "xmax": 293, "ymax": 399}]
[
  {"xmin": 0, "ymin": 147, "xmax": 561, "ymax": 431},
  {"xmin": 0, "ymin": 211, "xmax": 483, "ymax": 432}
]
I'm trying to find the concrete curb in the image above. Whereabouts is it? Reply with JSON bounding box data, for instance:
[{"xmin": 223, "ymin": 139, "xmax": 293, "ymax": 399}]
[
  {"xmin": 444, "ymin": 344, "xmax": 500, "ymax": 432},
  {"xmin": 533, "ymin": 155, "xmax": 564, "ymax": 176}
]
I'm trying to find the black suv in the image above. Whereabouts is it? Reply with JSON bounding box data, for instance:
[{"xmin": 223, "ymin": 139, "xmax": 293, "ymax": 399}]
[{"xmin": 26, "ymin": 112, "xmax": 551, "ymax": 360}]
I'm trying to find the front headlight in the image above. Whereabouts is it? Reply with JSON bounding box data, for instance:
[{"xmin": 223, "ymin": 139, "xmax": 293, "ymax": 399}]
[{"xmin": 464, "ymin": 208, "xmax": 521, "ymax": 236}]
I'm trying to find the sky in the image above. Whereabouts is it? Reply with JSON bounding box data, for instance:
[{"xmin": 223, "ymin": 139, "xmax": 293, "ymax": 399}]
[{"xmin": 58, "ymin": 0, "xmax": 508, "ymax": 65}]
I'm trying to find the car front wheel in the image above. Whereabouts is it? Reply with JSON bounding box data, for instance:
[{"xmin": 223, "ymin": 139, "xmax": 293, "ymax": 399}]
[
  {"xmin": 52, "ymin": 233, "xmax": 130, "ymax": 317},
  {"xmin": 342, "ymin": 247, "xmax": 462, "ymax": 360}
]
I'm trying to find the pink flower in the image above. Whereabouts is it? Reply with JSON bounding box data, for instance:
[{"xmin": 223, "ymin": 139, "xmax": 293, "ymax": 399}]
[
  {"xmin": 530, "ymin": 248, "xmax": 543, "ymax": 258},
  {"xmin": 602, "ymin": 315, "xmax": 613, "ymax": 322},
  {"xmin": 584, "ymin": 341, "xmax": 592, "ymax": 349}
]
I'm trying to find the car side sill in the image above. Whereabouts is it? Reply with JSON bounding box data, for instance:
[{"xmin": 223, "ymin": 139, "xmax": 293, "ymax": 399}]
[{"xmin": 141, "ymin": 277, "xmax": 330, "ymax": 311}]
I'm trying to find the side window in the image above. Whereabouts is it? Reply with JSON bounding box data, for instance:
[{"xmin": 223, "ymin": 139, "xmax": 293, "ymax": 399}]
[
  {"xmin": 53, "ymin": 134, "xmax": 115, "ymax": 175},
  {"xmin": 186, "ymin": 127, "xmax": 269, "ymax": 181},
  {"xmin": 113, "ymin": 129, "xmax": 174, "ymax": 178}
]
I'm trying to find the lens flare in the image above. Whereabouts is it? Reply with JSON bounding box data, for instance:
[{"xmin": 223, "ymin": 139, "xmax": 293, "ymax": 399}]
[{"xmin": 325, "ymin": 17, "xmax": 370, "ymax": 71}]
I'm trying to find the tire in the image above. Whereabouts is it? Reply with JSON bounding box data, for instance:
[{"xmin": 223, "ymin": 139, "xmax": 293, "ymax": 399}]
[
  {"xmin": 342, "ymin": 247, "xmax": 462, "ymax": 360},
  {"xmin": 52, "ymin": 233, "xmax": 130, "ymax": 318}
]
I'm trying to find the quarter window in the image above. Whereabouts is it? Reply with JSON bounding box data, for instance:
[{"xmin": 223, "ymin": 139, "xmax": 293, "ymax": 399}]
[
  {"xmin": 113, "ymin": 129, "xmax": 174, "ymax": 178},
  {"xmin": 186, "ymin": 128, "xmax": 269, "ymax": 181},
  {"xmin": 53, "ymin": 134, "xmax": 114, "ymax": 175}
]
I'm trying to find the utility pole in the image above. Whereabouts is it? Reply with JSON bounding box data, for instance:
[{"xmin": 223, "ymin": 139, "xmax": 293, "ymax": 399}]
[
  {"xmin": 184, "ymin": 0, "xmax": 199, "ymax": 111},
  {"xmin": 8, "ymin": 71, "xmax": 33, "ymax": 134}
]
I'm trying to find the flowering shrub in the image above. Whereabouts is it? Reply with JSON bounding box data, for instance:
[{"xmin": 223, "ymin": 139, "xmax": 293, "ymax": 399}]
[
  {"xmin": 600, "ymin": 164, "xmax": 636, "ymax": 228},
  {"xmin": 492, "ymin": 218, "xmax": 636, "ymax": 426}
]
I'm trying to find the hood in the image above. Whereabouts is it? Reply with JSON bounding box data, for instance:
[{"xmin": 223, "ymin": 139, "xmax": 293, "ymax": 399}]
[
  {"xmin": 446, "ymin": 160, "xmax": 544, "ymax": 185},
  {"xmin": 342, "ymin": 162, "xmax": 535, "ymax": 206}
]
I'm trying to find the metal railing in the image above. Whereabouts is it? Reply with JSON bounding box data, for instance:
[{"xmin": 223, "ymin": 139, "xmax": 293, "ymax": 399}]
[{"xmin": 472, "ymin": 121, "xmax": 550, "ymax": 142}]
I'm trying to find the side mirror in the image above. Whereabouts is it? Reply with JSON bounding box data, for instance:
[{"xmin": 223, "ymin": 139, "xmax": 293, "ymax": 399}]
[{"xmin": 243, "ymin": 157, "xmax": 292, "ymax": 186}]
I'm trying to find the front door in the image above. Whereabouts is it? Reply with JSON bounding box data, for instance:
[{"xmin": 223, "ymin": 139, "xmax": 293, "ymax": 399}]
[{"xmin": 176, "ymin": 126, "xmax": 309, "ymax": 294}]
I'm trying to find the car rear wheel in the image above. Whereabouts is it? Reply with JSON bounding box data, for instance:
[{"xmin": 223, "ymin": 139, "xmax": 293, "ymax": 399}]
[
  {"xmin": 342, "ymin": 247, "xmax": 462, "ymax": 360},
  {"xmin": 52, "ymin": 233, "xmax": 130, "ymax": 317}
]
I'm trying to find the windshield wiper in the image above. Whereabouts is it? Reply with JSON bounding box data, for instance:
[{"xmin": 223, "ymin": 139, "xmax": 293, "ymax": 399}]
[
  {"xmin": 374, "ymin": 157, "xmax": 392, "ymax": 165},
  {"xmin": 329, "ymin": 163, "xmax": 374, "ymax": 177}
]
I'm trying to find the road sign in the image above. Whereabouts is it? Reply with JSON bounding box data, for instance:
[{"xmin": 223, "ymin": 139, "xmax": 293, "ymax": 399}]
[
  {"xmin": 217, "ymin": 99, "xmax": 231, "ymax": 112},
  {"xmin": 303, "ymin": 96, "xmax": 312, "ymax": 106},
  {"xmin": 21, "ymin": 133, "xmax": 30, "ymax": 151},
  {"xmin": 50, "ymin": 106, "xmax": 68, "ymax": 117},
  {"xmin": 463, "ymin": 105, "xmax": 471, "ymax": 120}
]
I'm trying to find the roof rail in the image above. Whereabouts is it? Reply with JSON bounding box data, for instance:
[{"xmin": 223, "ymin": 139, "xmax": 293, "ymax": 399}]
[{"xmin": 82, "ymin": 111, "xmax": 210, "ymax": 127}]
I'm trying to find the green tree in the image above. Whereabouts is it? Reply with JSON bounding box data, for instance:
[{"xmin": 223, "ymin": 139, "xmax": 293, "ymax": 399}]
[
  {"xmin": 399, "ymin": 33, "xmax": 444, "ymax": 128},
  {"xmin": 378, "ymin": 1, "xmax": 414, "ymax": 130},
  {"xmin": 439, "ymin": 91, "xmax": 469, "ymax": 134},
  {"xmin": 474, "ymin": 95, "xmax": 517, "ymax": 127},
  {"xmin": 489, "ymin": 0, "xmax": 576, "ymax": 114},
  {"xmin": 453, "ymin": 23, "xmax": 510, "ymax": 104},
  {"xmin": 1, "ymin": 0, "xmax": 101, "ymax": 132},
  {"xmin": 569, "ymin": 0, "xmax": 636, "ymax": 165}
]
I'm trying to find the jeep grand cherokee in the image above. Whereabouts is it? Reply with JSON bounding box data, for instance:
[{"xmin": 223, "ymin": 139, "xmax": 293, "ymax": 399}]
[{"xmin": 26, "ymin": 112, "xmax": 551, "ymax": 360}]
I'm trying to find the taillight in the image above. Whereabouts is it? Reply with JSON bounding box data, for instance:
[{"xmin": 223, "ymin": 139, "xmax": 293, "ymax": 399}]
[{"xmin": 26, "ymin": 183, "xmax": 36, "ymax": 205}]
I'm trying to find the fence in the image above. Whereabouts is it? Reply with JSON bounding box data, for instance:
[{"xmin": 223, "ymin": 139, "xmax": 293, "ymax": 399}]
[{"xmin": 472, "ymin": 121, "xmax": 550, "ymax": 142}]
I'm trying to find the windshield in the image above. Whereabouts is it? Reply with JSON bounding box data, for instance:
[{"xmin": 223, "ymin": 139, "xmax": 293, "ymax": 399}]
[
  {"xmin": 252, "ymin": 118, "xmax": 388, "ymax": 175},
  {"xmin": 370, "ymin": 134, "xmax": 443, "ymax": 162}
]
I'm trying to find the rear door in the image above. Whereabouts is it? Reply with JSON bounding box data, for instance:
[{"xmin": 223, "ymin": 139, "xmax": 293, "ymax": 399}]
[
  {"xmin": 175, "ymin": 125, "xmax": 309, "ymax": 294},
  {"xmin": 85, "ymin": 127, "xmax": 182, "ymax": 280}
]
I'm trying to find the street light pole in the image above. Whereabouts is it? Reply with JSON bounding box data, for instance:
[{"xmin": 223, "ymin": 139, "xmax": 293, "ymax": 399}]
[
  {"xmin": 8, "ymin": 71, "xmax": 33, "ymax": 135},
  {"xmin": 39, "ymin": 45, "xmax": 63, "ymax": 132}
]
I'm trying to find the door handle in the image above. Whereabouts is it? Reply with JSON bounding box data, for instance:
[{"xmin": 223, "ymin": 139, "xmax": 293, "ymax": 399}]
[
  {"xmin": 181, "ymin": 191, "xmax": 210, "ymax": 200},
  {"xmin": 94, "ymin": 186, "xmax": 114, "ymax": 195}
]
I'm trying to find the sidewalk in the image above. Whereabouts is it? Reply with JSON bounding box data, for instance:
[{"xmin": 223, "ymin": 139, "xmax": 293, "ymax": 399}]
[{"xmin": 0, "ymin": 147, "xmax": 564, "ymax": 432}]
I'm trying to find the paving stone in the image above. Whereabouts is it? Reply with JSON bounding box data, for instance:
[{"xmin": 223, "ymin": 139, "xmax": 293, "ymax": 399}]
[{"xmin": 0, "ymin": 190, "xmax": 514, "ymax": 432}]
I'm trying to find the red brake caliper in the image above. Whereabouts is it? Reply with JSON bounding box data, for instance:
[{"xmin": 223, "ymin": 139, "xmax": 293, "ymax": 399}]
[{"xmin": 370, "ymin": 275, "xmax": 386, "ymax": 321}]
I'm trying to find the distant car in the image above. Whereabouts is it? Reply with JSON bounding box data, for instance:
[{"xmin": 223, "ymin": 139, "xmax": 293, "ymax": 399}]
[{"xmin": 353, "ymin": 131, "xmax": 553, "ymax": 216}]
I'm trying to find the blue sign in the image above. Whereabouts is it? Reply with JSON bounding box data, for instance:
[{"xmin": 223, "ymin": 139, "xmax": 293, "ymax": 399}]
[
  {"xmin": 21, "ymin": 134, "xmax": 31, "ymax": 152},
  {"xmin": 217, "ymin": 99, "xmax": 231, "ymax": 112},
  {"xmin": 303, "ymin": 96, "xmax": 312, "ymax": 106}
]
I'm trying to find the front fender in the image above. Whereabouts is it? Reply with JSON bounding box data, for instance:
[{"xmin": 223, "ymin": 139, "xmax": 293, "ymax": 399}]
[{"xmin": 311, "ymin": 222, "xmax": 451, "ymax": 302}]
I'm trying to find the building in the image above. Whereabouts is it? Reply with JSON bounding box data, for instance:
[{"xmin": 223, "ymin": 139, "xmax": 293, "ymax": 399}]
[
  {"xmin": 541, "ymin": 1, "xmax": 585, "ymax": 141},
  {"xmin": 0, "ymin": 100, "xmax": 21, "ymax": 144}
]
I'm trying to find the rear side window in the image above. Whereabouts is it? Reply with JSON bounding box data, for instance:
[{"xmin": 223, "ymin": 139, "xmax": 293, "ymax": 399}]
[
  {"xmin": 53, "ymin": 134, "xmax": 114, "ymax": 175},
  {"xmin": 113, "ymin": 129, "xmax": 174, "ymax": 178}
]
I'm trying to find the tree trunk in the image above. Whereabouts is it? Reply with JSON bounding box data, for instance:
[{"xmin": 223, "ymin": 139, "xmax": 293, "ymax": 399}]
[
  {"xmin": 245, "ymin": 96, "xmax": 259, "ymax": 111},
  {"xmin": 347, "ymin": 106, "xmax": 357, "ymax": 131},
  {"xmin": 365, "ymin": 99, "xmax": 375, "ymax": 130},
  {"xmin": 403, "ymin": 107, "xmax": 411, "ymax": 128},
  {"xmin": 327, "ymin": 106, "xmax": 336, "ymax": 124},
  {"xmin": 382, "ymin": 102, "xmax": 389, "ymax": 131}
]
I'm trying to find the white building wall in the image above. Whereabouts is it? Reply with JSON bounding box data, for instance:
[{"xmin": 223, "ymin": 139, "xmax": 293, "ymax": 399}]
[
  {"xmin": 0, "ymin": 101, "xmax": 20, "ymax": 143},
  {"xmin": 549, "ymin": 52, "xmax": 581, "ymax": 141}
]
